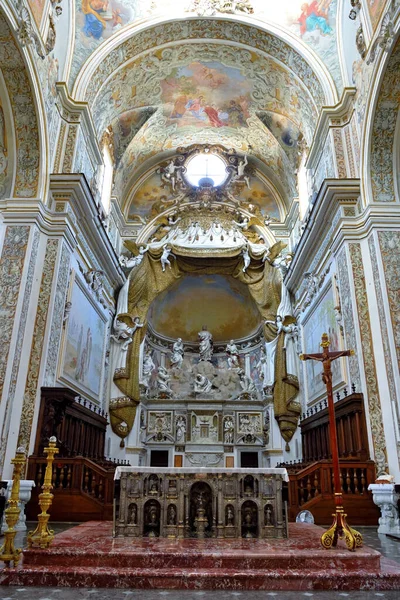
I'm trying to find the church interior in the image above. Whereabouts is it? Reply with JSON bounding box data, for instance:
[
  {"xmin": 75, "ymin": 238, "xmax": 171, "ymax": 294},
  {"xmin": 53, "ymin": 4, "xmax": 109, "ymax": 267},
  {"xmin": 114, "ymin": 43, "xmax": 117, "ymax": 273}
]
[{"xmin": 0, "ymin": 0, "xmax": 400, "ymax": 593}]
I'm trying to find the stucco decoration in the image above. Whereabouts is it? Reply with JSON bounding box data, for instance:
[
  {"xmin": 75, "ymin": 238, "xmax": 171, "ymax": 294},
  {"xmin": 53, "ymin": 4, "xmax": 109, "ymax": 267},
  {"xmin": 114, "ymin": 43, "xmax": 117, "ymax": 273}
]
[
  {"xmin": 71, "ymin": 3, "xmax": 340, "ymax": 97},
  {"xmin": 336, "ymin": 248, "xmax": 361, "ymax": 391},
  {"xmin": 18, "ymin": 238, "xmax": 59, "ymax": 450},
  {"xmin": 369, "ymin": 234, "xmax": 400, "ymax": 459},
  {"xmin": 370, "ymin": 37, "xmax": 400, "ymax": 202},
  {"xmin": 378, "ymin": 231, "xmax": 400, "ymax": 371},
  {"xmin": 0, "ymin": 96, "xmax": 11, "ymax": 197},
  {"xmin": 0, "ymin": 226, "xmax": 30, "ymax": 402},
  {"xmin": 0, "ymin": 13, "xmax": 40, "ymax": 197},
  {"xmin": 0, "ymin": 228, "xmax": 39, "ymax": 473},
  {"xmin": 349, "ymin": 243, "xmax": 387, "ymax": 476},
  {"xmin": 43, "ymin": 243, "xmax": 71, "ymax": 386},
  {"xmin": 81, "ymin": 19, "xmax": 327, "ymax": 107}
]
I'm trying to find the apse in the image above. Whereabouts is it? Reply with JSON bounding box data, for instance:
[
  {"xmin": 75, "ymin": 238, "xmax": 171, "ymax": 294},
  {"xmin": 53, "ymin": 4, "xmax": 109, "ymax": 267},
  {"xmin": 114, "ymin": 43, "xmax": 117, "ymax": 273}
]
[{"xmin": 147, "ymin": 274, "xmax": 262, "ymax": 342}]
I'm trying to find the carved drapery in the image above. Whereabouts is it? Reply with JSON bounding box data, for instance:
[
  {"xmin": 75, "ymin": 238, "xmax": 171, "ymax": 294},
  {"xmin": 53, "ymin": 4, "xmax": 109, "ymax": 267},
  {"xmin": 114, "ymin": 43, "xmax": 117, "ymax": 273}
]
[{"xmin": 110, "ymin": 245, "xmax": 300, "ymax": 446}]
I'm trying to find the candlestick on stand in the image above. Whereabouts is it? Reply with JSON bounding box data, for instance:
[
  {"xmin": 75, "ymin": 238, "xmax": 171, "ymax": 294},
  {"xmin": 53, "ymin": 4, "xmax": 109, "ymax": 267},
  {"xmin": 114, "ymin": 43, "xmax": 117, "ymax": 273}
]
[{"xmin": 300, "ymin": 333, "xmax": 363, "ymax": 551}]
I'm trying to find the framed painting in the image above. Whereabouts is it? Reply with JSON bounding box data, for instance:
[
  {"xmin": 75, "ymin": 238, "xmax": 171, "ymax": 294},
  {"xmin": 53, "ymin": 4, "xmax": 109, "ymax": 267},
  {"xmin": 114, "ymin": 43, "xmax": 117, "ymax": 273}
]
[
  {"xmin": 58, "ymin": 272, "xmax": 108, "ymax": 403},
  {"xmin": 301, "ymin": 282, "xmax": 345, "ymax": 403}
]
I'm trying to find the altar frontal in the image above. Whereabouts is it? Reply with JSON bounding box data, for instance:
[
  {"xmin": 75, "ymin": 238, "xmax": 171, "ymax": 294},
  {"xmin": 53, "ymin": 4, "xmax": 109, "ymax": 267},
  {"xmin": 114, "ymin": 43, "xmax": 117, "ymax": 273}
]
[{"xmin": 114, "ymin": 466, "xmax": 288, "ymax": 539}]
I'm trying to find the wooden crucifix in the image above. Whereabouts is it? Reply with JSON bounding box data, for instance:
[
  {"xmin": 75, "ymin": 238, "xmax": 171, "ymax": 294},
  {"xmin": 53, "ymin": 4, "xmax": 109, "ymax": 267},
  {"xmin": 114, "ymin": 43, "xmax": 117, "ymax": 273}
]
[{"xmin": 300, "ymin": 333, "xmax": 363, "ymax": 551}]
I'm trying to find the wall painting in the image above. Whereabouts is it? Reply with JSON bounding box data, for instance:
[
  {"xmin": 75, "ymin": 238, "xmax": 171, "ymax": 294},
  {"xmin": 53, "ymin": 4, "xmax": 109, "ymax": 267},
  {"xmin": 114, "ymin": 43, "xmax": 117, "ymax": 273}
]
[
  {"xmin": 60, "ymin": 273, "xmax": 107, "ymax": 401},
  {"xmin": 302, "ymin": 283, "xmax": 345, "ymax": 403}
]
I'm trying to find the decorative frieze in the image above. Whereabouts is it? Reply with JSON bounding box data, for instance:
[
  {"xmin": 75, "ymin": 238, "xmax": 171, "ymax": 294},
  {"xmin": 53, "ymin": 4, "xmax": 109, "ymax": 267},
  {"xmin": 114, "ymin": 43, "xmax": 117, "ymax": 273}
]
[
  {"xmin": 349, "ymin": 243, "xmax": 387, "ymax": 475},
  {"xmin": 369, "ymin": 235, "xmax": 400, "ymax": 461},
  {"xmin": 18, "ymin": 239, "xmax": 59, "ymax": 450},
  {"xmin": 378, "ymin": 231, "xmax": 400, "ymax": 371},
  {"xmin": 0, "ymin": 228, "xmax": 39, "ymax": 472},
  {"xmin": 0, "ymin": 226, "xmax": 30, "ymax": 401},
  {"xmin": 43, "ymin": 243, "xmax": 71, "ymax": 386}
]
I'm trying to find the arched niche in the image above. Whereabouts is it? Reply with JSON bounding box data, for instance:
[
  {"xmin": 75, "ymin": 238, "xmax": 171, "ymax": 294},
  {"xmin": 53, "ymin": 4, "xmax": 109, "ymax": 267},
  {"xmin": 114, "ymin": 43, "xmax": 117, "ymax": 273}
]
[{"xmin": 0, "ymin": 9, "xmax": 42, "ymax": 199}]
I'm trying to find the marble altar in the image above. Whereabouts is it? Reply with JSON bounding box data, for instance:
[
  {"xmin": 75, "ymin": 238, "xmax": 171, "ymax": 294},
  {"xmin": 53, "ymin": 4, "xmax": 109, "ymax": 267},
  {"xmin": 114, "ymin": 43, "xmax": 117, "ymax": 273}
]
[{"xmin": 114, "ymin": 466, "xmax": 288, "ymax": 539}]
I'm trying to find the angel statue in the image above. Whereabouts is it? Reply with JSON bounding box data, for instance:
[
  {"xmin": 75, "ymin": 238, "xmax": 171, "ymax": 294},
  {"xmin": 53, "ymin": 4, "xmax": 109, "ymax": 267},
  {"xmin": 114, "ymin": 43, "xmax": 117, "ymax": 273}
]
[
  {"xmin": 241, "ymin": 245, "xmax": 251, "ymax": 273},
  {"xmin": 119, "ymin": 244, "xmax": 148, "ymax": 269},
  {"xmin": 170, "ymin": 338, "xmax": 184, "ymax": 369},
  {"xmin": 157, "ymin": 366, "xmax": 173, "ymax": 395},
  {"xmin": 161, "ymin": 245, "xmax": 176, "ymax": 271},
  {"xmin": 160, "ymin": 159, "xmax": 182, "ymax": 192},
  {"xmin": 111, "ymin": 315, "xmax": 143, "ymax": 350},
  {"xmin": 233, "ymin": 154, "xmax": 250, "ymax": 188},
  {"xmin": 141, "ymin": 349, "xmax": 155, "ymax": 392},
  {"xmin": 152, "ymin": 214, "xmax": 181, "ymax": 242},
  {"xmin": 226, "ymin": 340, "xmax": 240, "ymax": 369}
]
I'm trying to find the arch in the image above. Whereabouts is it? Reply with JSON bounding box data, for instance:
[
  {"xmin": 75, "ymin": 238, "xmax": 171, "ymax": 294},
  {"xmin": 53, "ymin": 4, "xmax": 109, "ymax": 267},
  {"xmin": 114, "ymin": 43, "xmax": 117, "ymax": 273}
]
[
  {"xmin": 362, "ymin": 23, "xmax": 400, "ymax": 205},
  {"xmin": 143, "ymin": 499, "xmax": 161, "ymax": 537},
  {"xmin": 189, "ymin": 480, "xmax": 213, "ymax": 536},
  {"xmin": 72, "ymin": 17, "xmax": 338, "ymax": 106},
  {"xmin": 241, "ymin": 499, "xmax": 258, "ymax": 538},
  {"xmin": 0, "ymin": 8, "xmax": 43, "ymax": 199}
]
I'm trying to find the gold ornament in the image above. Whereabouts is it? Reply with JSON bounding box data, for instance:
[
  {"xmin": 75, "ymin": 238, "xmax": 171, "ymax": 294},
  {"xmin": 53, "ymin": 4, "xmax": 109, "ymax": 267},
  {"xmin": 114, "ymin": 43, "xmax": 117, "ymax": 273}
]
[
  {"xmin": 0, "ymin": 446, "xmax": 26, "ymax": 567},
  {"xmin": 27, "ymin": 436, "xmax": 59, "ymax": 549}
]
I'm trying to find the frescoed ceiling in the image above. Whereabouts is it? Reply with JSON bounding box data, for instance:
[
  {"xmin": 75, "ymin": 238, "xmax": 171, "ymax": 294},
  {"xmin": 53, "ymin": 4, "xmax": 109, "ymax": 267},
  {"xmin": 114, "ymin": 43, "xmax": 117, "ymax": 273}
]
[
  {"xmin": 69, "ymin": 7, "xmax": 342, "ymax": 221},
  {"xmin": 148, "ymin": 274, "xmax": 262, "ymax": 342}
]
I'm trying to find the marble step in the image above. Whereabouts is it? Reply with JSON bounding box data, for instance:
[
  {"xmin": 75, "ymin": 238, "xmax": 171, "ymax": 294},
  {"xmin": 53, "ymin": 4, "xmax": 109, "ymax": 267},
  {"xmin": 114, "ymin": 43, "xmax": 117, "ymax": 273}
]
[
  {"xmin": 2, "ymin": 562, "xmax": 400, "ymax": 590},
  {"xmin": 21, "ymin": 546, "xmax": 381, "ymax": 571}
]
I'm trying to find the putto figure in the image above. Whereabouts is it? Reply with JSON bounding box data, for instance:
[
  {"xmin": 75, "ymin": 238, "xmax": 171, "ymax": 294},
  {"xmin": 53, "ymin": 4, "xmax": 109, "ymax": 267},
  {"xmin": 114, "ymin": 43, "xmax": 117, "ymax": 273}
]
[{"xmin": 161, "ymin": 245, "xmax": 176, "ymax": 272}]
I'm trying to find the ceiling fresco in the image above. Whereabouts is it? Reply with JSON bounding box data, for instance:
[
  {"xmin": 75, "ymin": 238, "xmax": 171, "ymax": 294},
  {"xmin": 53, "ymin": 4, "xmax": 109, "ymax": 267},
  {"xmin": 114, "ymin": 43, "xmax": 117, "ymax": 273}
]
[
  {"xmin": 92, "ymin": 42, "xmax": 317, "ymax": 204},
  {"xmin": 147, "ymin": 274, "xmax": 262, "ymax": 342},
  {"xmin": 70, "ymin": 1, "xmax": 341, "ymax": 94},
  {"xmin": 125, "ymin": 170, "xmax": 282, "ymax": 222}
]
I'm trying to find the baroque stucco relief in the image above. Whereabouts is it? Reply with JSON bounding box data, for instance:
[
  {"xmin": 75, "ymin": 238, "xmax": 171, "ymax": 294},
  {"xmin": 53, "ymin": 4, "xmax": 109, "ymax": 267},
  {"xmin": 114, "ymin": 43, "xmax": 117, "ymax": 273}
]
[{"xmin": 0, "ymin": 13, "xmax": 40, "ymax": 197}]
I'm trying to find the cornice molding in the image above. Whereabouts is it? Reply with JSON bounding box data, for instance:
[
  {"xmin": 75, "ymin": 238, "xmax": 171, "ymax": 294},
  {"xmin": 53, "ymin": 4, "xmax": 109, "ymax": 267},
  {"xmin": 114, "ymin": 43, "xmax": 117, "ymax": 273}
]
[
  {"xmin": 285, "ymin": 178, "xmax": 361, "ymax": 291},
  {"xmin": 306, "ymin": 88, "xmax": 357, "ymax": 172}
]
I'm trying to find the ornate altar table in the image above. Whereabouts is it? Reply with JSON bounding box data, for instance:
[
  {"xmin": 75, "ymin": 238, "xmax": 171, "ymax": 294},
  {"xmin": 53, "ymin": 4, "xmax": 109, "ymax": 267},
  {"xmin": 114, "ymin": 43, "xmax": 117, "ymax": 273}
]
[{"xmin": 114, "ymin": 467, "xmax": 289, "ymax": 539}]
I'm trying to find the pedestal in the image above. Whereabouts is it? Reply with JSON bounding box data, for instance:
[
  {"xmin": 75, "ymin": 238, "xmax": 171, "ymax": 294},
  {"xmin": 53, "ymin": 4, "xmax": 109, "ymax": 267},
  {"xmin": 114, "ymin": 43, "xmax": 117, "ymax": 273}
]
[
  {"xmin": 1, "ymin": 480, "xmax": 35, "ymax": 532},
  {"xmin": 368, "ymin": 483, "xmax": 400, "ymax": 535}
]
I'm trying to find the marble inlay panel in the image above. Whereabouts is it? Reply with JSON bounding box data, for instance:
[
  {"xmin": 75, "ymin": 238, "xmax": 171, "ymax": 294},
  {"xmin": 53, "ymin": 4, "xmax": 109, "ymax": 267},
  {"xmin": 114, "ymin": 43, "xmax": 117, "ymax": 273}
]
[
  {"xmin": 336, "ymin": 248, "xmax": 361, "ymax": 390},
  {"xmin": 349, "ymin": 243, "xmax": 387, "ymax": 475},
  {"xmin": 0, "ymin": 228, "xmax": 39, "ymax": 471},
  {"xmin": 378, "ymin": 231, "xmax": 400, "ymax": 372},
  {"xmin": 43, "ymin": 243, "xmax": 71, "ymax": 386},
  {"xmin": 0, "ymin": 225, "xmax": 30, "ymax": 401},
  {"xmin": 18, "ymin": 239, "xmax": 59, "ymax": 450}
]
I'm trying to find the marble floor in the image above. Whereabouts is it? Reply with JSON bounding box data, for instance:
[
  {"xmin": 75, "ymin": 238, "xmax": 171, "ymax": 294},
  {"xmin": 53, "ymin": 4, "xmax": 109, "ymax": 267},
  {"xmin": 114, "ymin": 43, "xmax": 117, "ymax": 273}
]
[{"xmin": 1, "ymin": 526, "xmax": 400, "ymax": 598}]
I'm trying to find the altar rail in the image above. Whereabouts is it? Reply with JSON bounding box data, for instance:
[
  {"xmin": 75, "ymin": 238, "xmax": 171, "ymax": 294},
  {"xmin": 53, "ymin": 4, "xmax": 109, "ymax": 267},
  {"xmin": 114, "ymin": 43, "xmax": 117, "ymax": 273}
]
[
  {"xmin": 115, "ymin": 467, "xmax": 288, "ymax": 539},
  {"xmin": 26, "ymin": 456, "xmax": 119, "ymax": 521},
  {"xmin": 283, "ymin": 459, "xmax": 379, "ymax": 525}
]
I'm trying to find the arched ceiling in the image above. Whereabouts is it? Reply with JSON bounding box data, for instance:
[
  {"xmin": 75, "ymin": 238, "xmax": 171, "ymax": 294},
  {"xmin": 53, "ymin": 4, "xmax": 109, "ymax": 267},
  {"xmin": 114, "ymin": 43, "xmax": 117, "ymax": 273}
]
[{"xmin": 73, "ymin": 15, "xmax": 338, "ymax": 221}]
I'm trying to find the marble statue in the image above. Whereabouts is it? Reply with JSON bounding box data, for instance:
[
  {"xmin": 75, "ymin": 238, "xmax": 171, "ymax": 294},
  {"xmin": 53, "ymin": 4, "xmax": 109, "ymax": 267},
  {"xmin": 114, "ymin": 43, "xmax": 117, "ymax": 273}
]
[
  {"xmin": 256, "ymin": 346, "xmax": 269, "ymax": 382},
  {"xmin": 161, "ymin": 159, "xmax": 183, "ymax": 192},
  {"xmin": 233, "ymin": 216, "xmax": 250, "ymax": 230},
  {"xmin": 170, "ymin": 338, "xmax": 184, "ymax": 369},
  {"xmin": 198, "ymin": 326, "xmax": 213, "ymax": 361},
  {"xmin": 161, "ymin": 245, "xmax": 176, "ymax": 272},
  {"xmin": 241, "ymin": 245, "xmax": 250, "ymax": 273},
  {"xmin": 63, "ymin": 300, "xmax": 72, "ymax": 325},
  {"xmin": 238, "ymin": 369, "xmax": 256, "ymax": 393},
  {"xmin": 175, "ymin": 415, "xmax": 186, "ymax": 442},
  {"xmin": 157, "ymin": 366, "xmax": 172, "ymax": 395},
  {"xmin": 120, "ymin": 245, "xmax": 148, "ymax": 269},
  {"xmin": 226, "ymin": 340, "xmax": 240, "ymax": 369},
  {"xmin": 233, "ymin": 154, "xmax": 250, "ymax": 188},
  {"xmin": 141, "ymin": 350, "xmax": 155, "ymax": 391},
  {"xmin": 223, "ymin": 416, "xmax": 234, "ymax": 444},
  {"xmin": 167, "ymin": 504, "xmax": 177, "ymax": 525},
  {"xmin": 112, "ymin": 316, "xmax": 143, "ymax": 350},
  {"xmin": 194, "ymin": 373, "xmax": 213, "ymax": 394}
]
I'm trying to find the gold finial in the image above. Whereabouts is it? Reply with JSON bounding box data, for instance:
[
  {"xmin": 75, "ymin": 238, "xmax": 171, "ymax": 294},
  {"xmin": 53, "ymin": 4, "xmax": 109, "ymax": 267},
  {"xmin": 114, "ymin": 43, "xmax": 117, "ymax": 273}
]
[
  {"xmin": 27, "ymin": 437, "xmax": 59, "ymax": 549},
  {"xmin": 0, "ymin": 446, "xmax": 26, "ymax": 566}
]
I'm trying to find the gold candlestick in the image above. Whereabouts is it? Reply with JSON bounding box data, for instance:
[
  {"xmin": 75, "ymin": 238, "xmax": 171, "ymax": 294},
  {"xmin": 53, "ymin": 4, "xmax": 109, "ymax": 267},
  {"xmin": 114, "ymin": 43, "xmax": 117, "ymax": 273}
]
[
  {"xmin": 27, "ymin": 436, "xmax": 59, "ymax": 549},
  {"xmin": 0, "ymin": 446, "xmax": 27, "ymax": 567}
]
